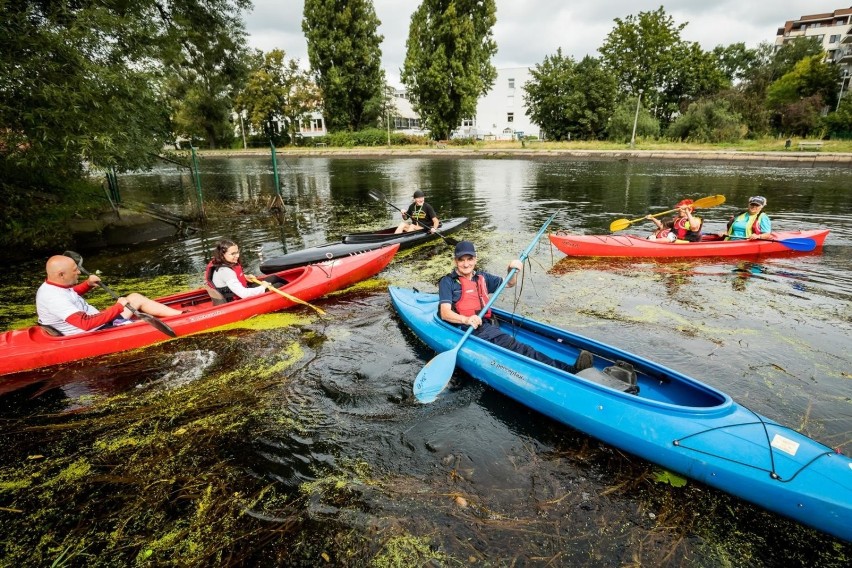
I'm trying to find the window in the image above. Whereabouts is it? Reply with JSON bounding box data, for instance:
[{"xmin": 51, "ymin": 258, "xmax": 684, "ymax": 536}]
[
  {"xmin": 462, "ymin": 118, "xmax": 474, "ymax": 127},
  {"xmin": 830, "ymin": 34, "xmax": 840, "ymax": 43},
  {"xmin": 508, "ymin": 78, "xmax": 515, "ymax": 89},
  {"xmin": 507, "ymin": 113, "xmax": 514, "ymax": 123}
]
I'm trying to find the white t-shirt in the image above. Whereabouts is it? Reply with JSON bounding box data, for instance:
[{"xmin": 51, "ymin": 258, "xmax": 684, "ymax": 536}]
[
  {"xmin": 36, "ymin": 282, "xmax": 102, "ymax": 336},
  {"xmin": 210, "ymin": 266, "xmax": 265, "ymax": 299}
]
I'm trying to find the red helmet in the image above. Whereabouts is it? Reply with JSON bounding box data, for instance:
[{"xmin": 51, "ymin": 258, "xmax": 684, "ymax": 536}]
[{"xmin": 676, "ymin": 199, "xmax": 694, "ymax": 211}]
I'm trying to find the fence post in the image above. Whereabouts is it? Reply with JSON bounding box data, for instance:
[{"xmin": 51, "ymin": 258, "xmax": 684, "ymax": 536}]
[{"xmin": 189, "ymin": 144, "xmax": 206, "ymax": 220}]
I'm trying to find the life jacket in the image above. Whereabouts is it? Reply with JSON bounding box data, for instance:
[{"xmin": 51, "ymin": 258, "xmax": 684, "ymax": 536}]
[
  {"xmin": 672, "ymin": 215, "xmax": 702, "ymax": 242},
  {"xmin": 453, "ymin": 272, "xmax": 492, "ymax": 320},
  {"xmin": 726, "ymin": 211, "xmax": 765, "ymax": 238},
  {"xmin": 205, "ymin": 260, "xmax": 250, "ymax": 302}
]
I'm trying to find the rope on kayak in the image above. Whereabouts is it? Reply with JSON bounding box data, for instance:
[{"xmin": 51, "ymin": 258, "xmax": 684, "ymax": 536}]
[{"xmin": 672, "ymin": 409, "xmax": 836, "ymax": 482}]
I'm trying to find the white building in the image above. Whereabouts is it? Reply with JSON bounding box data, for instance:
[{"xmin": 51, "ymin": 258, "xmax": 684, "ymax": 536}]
[{"xmin": 454, "ymin": 67, "xmax": 541, "ymax": 140}]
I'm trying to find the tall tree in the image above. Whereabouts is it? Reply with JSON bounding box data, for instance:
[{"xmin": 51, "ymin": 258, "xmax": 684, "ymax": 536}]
[
  {"xmin": 235, "ymin": 50, "xmax": 321, "ymax": 145},
  {"xmin": 302, "ymin": 0, "xmax": 385, "ymax": 132},
  {"xmin": 0, "ymin": 0, "xmax": 253, "ymax": 169},
  {"xmin": 402, "ymin": 0, "xmax": 498, "ymax": 140},
  {"xmin": 523, "ymin": 50, "xmax": 616, "ymax": 141},
  {"xmin": 159, "ymin": 0, "xmax": 254, "ymax": 149},
  {"xmin": 712, "ymin": 43, "xmax": 761, "ymax": 84},
  {"xmin": 599, "ymin": 6, "xmax": 727, "ymax": 126}
]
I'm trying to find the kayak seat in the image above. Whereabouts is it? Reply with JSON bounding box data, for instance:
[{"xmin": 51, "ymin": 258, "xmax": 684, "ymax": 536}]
[
  {"xmin": 39, "ymin": 324, "xmax": 63, "ymax": 337},
  {"xmin": 204, "ymin": 284, "xmax": 228, "ymax": 306},
  {"xmin": 576, "ymin": 360, "xmax": 639, "ymax": 395}
]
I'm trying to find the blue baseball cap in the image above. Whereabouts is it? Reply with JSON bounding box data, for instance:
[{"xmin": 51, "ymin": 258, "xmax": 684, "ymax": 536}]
[{"xmin": 454, "ymin": 241, "xmax": 476, "ymax": 259}]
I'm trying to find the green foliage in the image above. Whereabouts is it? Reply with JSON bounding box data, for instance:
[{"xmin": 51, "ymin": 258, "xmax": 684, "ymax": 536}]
[
  {"xmin": 720, "ymin": 88, "xmax": 772, "ymax": 138},
  {"xmin": 402, "ymin": 0, "xmax": 498, "ymax": 140},
  {"xmin": 653, "ymin": 468, "xmax": 688, "ymax": 487},
  {"xmin": 774, "ymin": 95, "xmax": 825, "ymax": 137},
  {"xmin": 303, "ymin": 0, "xmax": 386, "ymax": 131},
  {"xmin": 771, "ymin": 37, "xmax": 825, "ymax": 80},
  {"xmin": 524, "ymin": 50, "xmax": 617, "ymax": 141},
  {"xmin": 599, "ymin": 7, "xmax": 728, "ymax": 127},
  {"xmin": 822, "ymin": 95, "xmax": 852, "ymax": 139},
  {"xmin": 235, "ymin": 49, "xmax": 321, "ymax": 146},
  {"xmin": 712, "ymin": 43, "xmax": 761, "ymax": 84},
  {"xmin": 312, "ymin": 129, "xmax": 429, "ymax": 147},
  {"xmin": 766, "ymin": 55, "xmax": 841, "ymax": 110},
  {"xmin": 666, "ymin": 98, "xmax": 746, "ymax": 143},
  {"xmin": 607, "ymin": 97, "xmax": 660, "ymax": 143}
]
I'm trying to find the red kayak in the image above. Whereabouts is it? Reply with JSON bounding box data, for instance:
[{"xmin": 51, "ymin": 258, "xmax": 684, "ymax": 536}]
[
  {"xmin": 0, "ymin": 244, "xmax": 399, "ymax": 377},
  {"xmin": 549, "ymin": 229, "xmax": 829, "ymax": 258}
]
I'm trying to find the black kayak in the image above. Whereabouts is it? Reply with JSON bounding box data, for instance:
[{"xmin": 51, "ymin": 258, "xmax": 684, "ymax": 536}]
[{"xmin": 259, "ymin": 217, "xmax": 469, "ymax": 273}]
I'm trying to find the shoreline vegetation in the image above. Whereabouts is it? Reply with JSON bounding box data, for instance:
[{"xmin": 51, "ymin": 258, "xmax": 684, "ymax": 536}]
[{"xmin": 199, "ymin": 139, "xmax": 852, "ymax": 166}]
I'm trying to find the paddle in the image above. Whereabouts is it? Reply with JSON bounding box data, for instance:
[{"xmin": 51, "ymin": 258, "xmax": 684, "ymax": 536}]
[
  {"xmin": 609, "ymin": 194, "xmax": 726, "ymax": 232},
  {"xmin": 245, "ymin": 275, "xmax": 326, "ymax": 315},
  {"xmin": 413, "ymin": 211, "xmax": 559, "ymax": 404},
  {"xmin": 63, "ymin": 251, "xmax": 177, "ymax": 338},
  {"xmin": 725, "ymin": 235, "xmax": 816, "ymax": 252},
  {"xmin": 367, "ymin": 189, "xmax": 459, "ymax": 246}
]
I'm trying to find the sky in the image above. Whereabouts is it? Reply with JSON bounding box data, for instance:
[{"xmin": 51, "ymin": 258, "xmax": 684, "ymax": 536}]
[{"xmin": 244, "ymin": 1, "xmax": 844, "ymax": 86}]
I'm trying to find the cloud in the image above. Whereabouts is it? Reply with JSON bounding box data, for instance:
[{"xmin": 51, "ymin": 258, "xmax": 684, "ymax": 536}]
[{"xmin": 244, "ymin": 0, "xmax": 837, "ymax": 86}]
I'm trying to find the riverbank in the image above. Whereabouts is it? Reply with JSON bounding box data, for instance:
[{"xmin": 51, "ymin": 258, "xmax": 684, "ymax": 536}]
[{"xmin": 200, "ymin": 144, "xmax": 852, "ymax": 167}]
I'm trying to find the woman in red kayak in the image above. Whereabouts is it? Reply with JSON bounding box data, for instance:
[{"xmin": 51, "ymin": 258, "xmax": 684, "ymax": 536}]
[{"xmin": 205, "ymin": 240, "xmax": 284, "ymax": 302}]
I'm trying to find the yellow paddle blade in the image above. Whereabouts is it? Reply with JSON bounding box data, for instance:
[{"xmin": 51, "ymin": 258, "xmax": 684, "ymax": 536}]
[
  {"xmin": 609, "ymin": 218, "xmax": 633, "ymax": 232},
  {"xmin": 246, "ymin": 276, "xmax": 326, "ymax": 315},
  {"xmin": 691, "ymin": 194, "xmax": 726, "ymax": 208}
]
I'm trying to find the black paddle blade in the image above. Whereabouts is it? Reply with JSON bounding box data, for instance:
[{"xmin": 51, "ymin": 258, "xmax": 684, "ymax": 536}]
[
  {"xmin": 138, "ymin": 313, "xmax": 178, "ymax": 337},
  {"xmin": 63, "ymin": 250, "xmax": 85, "ymax": 270},
  {"xmin": 368, "ymin": 189, "xmax": 385, "ymax": 202}
]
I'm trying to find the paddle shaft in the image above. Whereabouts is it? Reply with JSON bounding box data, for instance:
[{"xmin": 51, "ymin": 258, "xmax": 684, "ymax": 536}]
[
  {"xmin": 245, "ymin": 275, "xmax": 326, "ymax": 314},
  {"xmin": 610, "ymin": 194, "xmax": 725, "ymax": 232},
  {"xmin": 368, "ymin": 190, "xmax": 458, "ymax": 246},
  {"xmin": 724, "ymin": 235, "xmax": 816, "ymax": 251},
  {"xmin": 413, "ymin": 211, "xmax": 559, "ymax": 403},
  {"xmin": 74, "ymin": 264, "xmax": 177, "ymax": 337}
]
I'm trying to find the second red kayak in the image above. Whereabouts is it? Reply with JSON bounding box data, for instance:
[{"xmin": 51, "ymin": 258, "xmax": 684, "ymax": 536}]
[{"xmin": 549, "ymin": 229, "xmax": 829, "ymax": 258}]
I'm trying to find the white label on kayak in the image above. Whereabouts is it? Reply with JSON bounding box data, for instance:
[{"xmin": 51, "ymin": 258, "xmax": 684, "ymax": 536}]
[{"xmin": 770, "ymin": 434, "xmax": 800, "ymax": 456}]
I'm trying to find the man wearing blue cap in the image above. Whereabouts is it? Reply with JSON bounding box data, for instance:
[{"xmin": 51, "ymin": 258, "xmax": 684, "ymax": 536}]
[
  {"xmin": 437, "ymin": 240, "xmax": 593, "ymax": 373},
  {"xmin": 394, "ymin": 190, "xmax": 440, "ymax": 234}
]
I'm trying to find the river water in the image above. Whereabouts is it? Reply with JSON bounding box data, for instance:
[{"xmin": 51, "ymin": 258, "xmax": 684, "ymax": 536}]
[{"xmin": 1, "ymin": 156, "xmax": 850, "ymax": 565}]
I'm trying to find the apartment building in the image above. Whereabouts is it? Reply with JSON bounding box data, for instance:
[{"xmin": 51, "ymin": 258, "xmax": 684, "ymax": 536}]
[{"xmin": 775, "ymin": 6, "xmax": 852, "ymax": 99}]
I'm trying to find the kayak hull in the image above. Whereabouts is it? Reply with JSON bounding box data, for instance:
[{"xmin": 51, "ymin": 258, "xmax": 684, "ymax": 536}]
[
  {"xmin": 389, "ymin": 286, "xmax": 852, "ymax": 542},
  {"xmin": 260, "ymin": 217, "xmax": 468, "ymax": 273},
  {"xmin": 0, "ymin": 245, "xmax": 399, "ymax": 377},
  {"xmin": 549, "ymin": 229, "xmax": 829, "ymax": 258}
]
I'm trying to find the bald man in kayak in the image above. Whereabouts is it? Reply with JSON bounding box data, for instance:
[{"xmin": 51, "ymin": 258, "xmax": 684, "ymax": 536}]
[{"xmin": 36, "ymin": 254, "xmax": 181, "ymax": 336}]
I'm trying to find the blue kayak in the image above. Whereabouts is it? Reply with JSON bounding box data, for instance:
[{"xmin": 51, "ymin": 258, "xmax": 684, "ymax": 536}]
[{"xmin": 389, "ymin": 286, "xmax": 852, "ymax": 542}]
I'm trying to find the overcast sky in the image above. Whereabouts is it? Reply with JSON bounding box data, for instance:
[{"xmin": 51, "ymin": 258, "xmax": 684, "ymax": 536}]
[{"xmin": 245, "ymin": 1, "xmax": 841, "ymax": 86}]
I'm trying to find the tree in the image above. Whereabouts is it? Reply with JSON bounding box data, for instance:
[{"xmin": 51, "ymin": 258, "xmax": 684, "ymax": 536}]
[
  {"xmin": 235, "ymin": 50, "xmax": 321, "ymax": 145},
  {"xmin": 0, "ymin": 0, "xmax": 253, "ymax": 169},
  {"xmin": 712, "ymin": 43, "xmax": 761, "ymax": 84},
  {"xmin": 303, "ymin": 0, "xmax": 386, "ymax": 132},
  {"xmin": 607, "ymin": 97, "xmax": 660, "ymax": 143},
  {"xmin": 402, "ymin": 0, "xmax": 498, "ymax": 140},
  {"xmin": 160, "ymin": 0, "xmax": 254, "ymax": 149},
  {"xmin": 822, "ymin": 94, "xmax": 852, "ymax": 139},
  {"xmin": 665, "ymin": 99, "xmax": 746, "ymax": 143},
  {"xmin": 523, "ymin": 50, "xmax": 616, "ymax": 140},
  {"xmin": 766, "ymin": 55, "xmax": 841, "ymax": 110},
  {"xmin": 599, "ymin": 7, "xmax": 728, "ymax": 126}
]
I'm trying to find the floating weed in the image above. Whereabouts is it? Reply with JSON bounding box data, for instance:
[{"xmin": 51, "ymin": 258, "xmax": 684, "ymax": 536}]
[
  {"xmin": 652, "ymin": 468, "xmax": 688, "ymax": 487},
  {"xmin": 372, "ymin": 534, "xmax": 447, "ymax": 568}
]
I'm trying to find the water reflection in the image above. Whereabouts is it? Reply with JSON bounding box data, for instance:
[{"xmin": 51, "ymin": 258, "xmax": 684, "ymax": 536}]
[{"xmin": 2, "ymin": 156, "xmax": 852, "ymax": 559}]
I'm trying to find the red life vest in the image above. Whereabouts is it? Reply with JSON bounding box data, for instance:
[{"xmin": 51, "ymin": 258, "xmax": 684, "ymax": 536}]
[
  {"xmin": 205, "ymin": 260, "xmax": 250, "ymax": 300},
  {"xmin": 672, "ymin": 215, "xmax": 702, "ymax": 241},
  {"xmin": 454, "ymin": 274, "xmax": 492, "ymax": 319}
]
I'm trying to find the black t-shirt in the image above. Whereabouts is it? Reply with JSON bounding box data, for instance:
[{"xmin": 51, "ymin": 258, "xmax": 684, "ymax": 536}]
[{"xmin": 405, "ymin": 202, "xmax": 438, "ymax": 227}]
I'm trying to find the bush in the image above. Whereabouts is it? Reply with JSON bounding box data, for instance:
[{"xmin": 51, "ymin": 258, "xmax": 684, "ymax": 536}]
[
  {"xmin": 308, "ymin": 129, "xmax": 430, "ymax": 147},
  {"xmin": 607, "ymin": 97, "xmax": 660, "ymax": 143},
  {"xmin": 666, "ymin": 98, "xmax": 746, "ymax": 143}
]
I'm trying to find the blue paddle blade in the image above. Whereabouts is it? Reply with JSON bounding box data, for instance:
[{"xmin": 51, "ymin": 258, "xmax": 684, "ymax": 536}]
[
  {"xmin": 413, "ymin": 347, "xmax": 459, "ymax": 403},
  {"xmin": 778, "ymin": 238, "xmax": 816, "ymax": 252}
]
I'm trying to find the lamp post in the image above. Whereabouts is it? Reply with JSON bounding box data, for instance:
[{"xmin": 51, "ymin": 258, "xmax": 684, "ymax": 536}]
[
  {"xmin": 237, "ymin": 110, "xmax": 247, "ymax": 149},
  {"xmin": 630, "ymin": 89, "xmax": 643, "ymax": 148}
]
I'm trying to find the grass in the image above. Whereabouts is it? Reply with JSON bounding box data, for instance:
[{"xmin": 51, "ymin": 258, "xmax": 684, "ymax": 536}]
[{"xmin": 201, "ymin": 136, "xmax": 852, "ymax": 155}]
